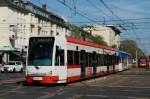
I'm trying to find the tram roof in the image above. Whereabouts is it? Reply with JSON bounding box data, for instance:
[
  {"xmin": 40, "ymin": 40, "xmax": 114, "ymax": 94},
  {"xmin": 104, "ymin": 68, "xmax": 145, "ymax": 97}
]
[
  {"xmin": 66, "ymin": 37, "xmax": 118, "ymax": 52},
  {"xmin": 119, "ymin": 51, "xmax": 132, "ymax": 58}
]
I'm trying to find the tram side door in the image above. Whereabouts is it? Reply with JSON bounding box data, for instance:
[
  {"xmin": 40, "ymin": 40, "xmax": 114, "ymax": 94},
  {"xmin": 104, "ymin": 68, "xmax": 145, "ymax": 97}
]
[
  {"xmin": 80, "ymin": 50, "xmax": 86, "ymax": 79},
  {"xmin": 92, "ymin": 52, "xmax": 97, "ymax": 76},
  {"xmin": 106, "ymin": 54, "xmax": 109, "ymax": 73}
]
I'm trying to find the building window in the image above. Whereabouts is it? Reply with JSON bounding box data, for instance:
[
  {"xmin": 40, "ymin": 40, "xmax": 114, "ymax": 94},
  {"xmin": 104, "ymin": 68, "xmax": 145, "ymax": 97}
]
[{"xmin": 51, "ymin": 31, "xmax": 54, "ymax": 36}]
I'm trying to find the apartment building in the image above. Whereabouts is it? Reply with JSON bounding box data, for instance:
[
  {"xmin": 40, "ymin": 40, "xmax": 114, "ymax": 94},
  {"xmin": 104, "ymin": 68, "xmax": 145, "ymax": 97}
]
[
  {"xmin": 83, "ymin": 25, "xmax": 121, "ymax": 49},
  {"xmin": 0, "ymin": 0, "xmax": 69, "ymax": 63}
]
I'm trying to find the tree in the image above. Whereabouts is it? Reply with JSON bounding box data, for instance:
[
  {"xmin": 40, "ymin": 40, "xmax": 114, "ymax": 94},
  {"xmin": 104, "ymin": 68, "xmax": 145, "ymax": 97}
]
[
  {"xmin": 120, "ymin": 39, "xmax": 144, "ymax": 57},
  {"xmin": 89, "ymin": 35, "xmax": 107, "ymax": 46},
  {"xmin": 70, "ymin": 26, "xmax": 82, "ymax": 39},
  {"xmin": 69, "ymin": 25, "xmax": 107, "ymax": 46}
]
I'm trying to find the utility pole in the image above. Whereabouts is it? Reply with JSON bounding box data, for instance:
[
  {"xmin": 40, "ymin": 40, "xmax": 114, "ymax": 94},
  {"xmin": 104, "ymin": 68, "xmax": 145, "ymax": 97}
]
[{"xmin": 136, "ymin": 49, "xmax": 138, "ymax": 68}]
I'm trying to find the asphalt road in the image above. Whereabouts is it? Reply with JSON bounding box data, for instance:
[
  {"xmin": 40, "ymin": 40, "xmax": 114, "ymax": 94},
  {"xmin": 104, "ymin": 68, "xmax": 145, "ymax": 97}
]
[
  {"xmin": 0, "ymin": 72, "xmax": 24, "ymax": 81},
  {"xmin": 0, "ymin": 68, "xmax": 150, "ymax": 99}
]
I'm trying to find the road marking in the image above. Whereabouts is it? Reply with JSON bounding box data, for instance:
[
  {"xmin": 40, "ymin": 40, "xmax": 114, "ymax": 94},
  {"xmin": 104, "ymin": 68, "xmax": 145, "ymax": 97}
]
[
  {"xmin": 128, "ymin": 97, "xmax": 150, "ymax": 99},
  {"xmin": 86, "ymin": 94, "xmax": 108, "ymax": 98},
  {"xmin": 122, "ymin": 90, "xmax": 139, "ymax": 92},
  {"xmin": 89, "ymin": 85, "xmax": 150, "ymax": 89},
  {"xmin": 107, "ymin": 86, "xmax": 150, "ymax": 89}
]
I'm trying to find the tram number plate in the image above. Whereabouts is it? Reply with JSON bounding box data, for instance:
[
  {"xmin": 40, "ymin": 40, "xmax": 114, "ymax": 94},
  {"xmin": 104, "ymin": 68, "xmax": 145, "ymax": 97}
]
[{"xmin": 33, "ymin": 77, "xmax": 42, "ymax": 80}]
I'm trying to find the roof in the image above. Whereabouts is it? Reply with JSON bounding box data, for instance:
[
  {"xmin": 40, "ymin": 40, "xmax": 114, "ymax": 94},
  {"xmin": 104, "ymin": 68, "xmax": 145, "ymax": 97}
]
[
  {"xmin": 66, "ymin": 37, "xmax": 118, "ymax": 52},
  {"xmin": 106, "ymin": 25, "xmax": 121, "ymax": 34},
  {"xmin": 119, "ymin": 51, "xmax": 132, "ymax": 58}
]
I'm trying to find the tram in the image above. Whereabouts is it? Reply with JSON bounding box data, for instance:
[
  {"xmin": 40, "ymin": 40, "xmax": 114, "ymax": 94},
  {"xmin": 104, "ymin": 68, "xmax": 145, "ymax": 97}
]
[
  {"xmin": 25, "ymin": 36, "xmax": 119, "ymax": 84},
  {"xmin": 118, "ymin": 51, "xmax": 133, "ymax": 71},
  {"xmin": 138, "ymin": 56, "xmax": 149, "ymax": 68}
]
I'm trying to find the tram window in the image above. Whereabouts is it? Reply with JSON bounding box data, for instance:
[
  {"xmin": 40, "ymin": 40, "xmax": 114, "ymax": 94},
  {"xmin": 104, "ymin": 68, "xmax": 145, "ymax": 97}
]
[
  {"xmin": 100, "ymin": 54, "xmax": 103, "ymax": 66},
  {"xmin": 97, "ymin": 54, "xmax": 99, "ymax": 66},
  {"xmin": 86, "ymin": 53, "xmax": 89, "ymax": 66},
  {"xmin": 116, "ymin": 56, "xmax": 119, "ymax": 64},
  {"xmin": 55, "ymin": 49, "xmax": 64, "ymax": 66},
  {"xmin": 60, "ymin": 50, "xmax": 64, "ymax": 65},
  {"xmin": 74, "ymin": 51, "xmax": 79, "ymax": 65},
  {"xmin": 107, "ymin": 55, "xmax": 112, "ymax": 65},
  {"xmin": 112, "ymin": 55, "xmax": 115, "ymax": 65},
  {"xmin": 55, "ymin": 50, "xmax": 59, "ymax": 66},
  {"xmin": 67, "ymin": 50, "xmax": 73, "ymax": 65},
  {"xmin": 115, "ymin": 56, "xmax": 117, "ymax": 64},
  {"xmin": 104, "ymin": 54, "xmax": 108, "ymax": 66},
  {"xmin": 96, "ymin": 54, "xmax": 99, "ymax": 66},
  {"xmin": 102, "ymin": 54, "xmax": 104, "ymax": 66},
  {"xmin": 103, "ymin": 55, "xmax": 105, "ymax": 66},
  {"xmin": 89, "ymin": 53, "xmax": 92, "ymax": 67},
  {"xmin": 92, "ymin": 52, "xmax": 97, "ymax": 65},
  {"xmin": 118, "ymin": 57, "xmax": 120, "ymax": 63},
  {"xmin": 98, "ymin": 54, "xmax": 101, "ymax": 66},
  {"xmin": 113, "ymin": 55, "xmax": 115, "ymax": 64},
  {"xmin": 112, "ymin": 55, "xmax": 114, "ymax": 65},
  {"xmin": 80, "ymin": 50, "xmax": 85, "ymax": 61},
  {"xmin": 108, "ymin": 54, "xmax": 110, "ymax": 65},
  {"xmin": 110, "ymin": 55, "xmax": 112, "ymax": 65},
  {"xmin": 108, "ymin": 55, "xmax": 111, "ymax": 65}
]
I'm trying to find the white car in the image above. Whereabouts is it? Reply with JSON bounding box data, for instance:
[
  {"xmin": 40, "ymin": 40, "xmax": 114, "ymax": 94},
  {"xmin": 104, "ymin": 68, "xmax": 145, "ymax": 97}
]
[{"xmin": 0, "ymin": 61, "xmax": 24, "ymax": 73}]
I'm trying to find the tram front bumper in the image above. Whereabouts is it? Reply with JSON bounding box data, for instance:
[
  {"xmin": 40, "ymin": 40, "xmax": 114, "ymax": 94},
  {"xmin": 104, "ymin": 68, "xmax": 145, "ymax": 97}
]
[{"xmin": 26, "ymin": 76, "xmax": 59, "ymax": 84}]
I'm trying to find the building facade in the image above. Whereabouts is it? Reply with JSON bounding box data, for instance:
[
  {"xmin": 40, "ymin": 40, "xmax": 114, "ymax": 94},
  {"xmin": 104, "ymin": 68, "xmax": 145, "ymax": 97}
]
[
  {"xmin": 83, "ymin": 25, "xmax": 121, "ymax": 49},
  {"xmin": 0, "ymin": 0, "xmax": 69, "ymax": 63}
]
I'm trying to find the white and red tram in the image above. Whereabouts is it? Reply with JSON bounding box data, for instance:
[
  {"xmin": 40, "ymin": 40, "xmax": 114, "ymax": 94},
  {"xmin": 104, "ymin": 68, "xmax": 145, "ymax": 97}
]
[{"xmin": 25, "ymin": 36, "xmax": 119, "ymax": 84}]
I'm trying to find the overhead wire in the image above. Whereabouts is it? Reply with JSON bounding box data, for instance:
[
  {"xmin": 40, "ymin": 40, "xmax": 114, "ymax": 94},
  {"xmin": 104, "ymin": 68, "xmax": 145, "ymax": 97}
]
[
  {"xmin": 99, "ymin": 0, "xmax": 126, "ymax": 24},
  {"xmin": 32, "ymin": 0, "xmax": 62, "ymax": 14},
  {"xmin": 56, "ymin": 0, "xmax": 101, "ymax": 24},
  {"xmin": 86, "ymin": 0, "xmax": 108, "ymax": 18}
]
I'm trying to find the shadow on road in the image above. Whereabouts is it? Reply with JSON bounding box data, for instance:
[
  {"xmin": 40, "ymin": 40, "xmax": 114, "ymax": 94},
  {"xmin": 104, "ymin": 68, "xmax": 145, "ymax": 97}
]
[{"xmin": 16, "ymin": 81, "xmax": 67, "ymax": 88}]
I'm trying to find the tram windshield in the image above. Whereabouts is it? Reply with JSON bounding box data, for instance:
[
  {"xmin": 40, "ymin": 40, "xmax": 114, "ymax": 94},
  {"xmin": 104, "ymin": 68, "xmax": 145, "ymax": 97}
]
[{"xmin": 28, "ymin": 37, "xmax": 54, "ymax": 66}]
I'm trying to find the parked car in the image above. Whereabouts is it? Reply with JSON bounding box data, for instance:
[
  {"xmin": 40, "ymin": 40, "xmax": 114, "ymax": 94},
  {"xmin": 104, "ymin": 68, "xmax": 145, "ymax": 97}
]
[{"xmin": 0, "ymin": 61, "xmax": 23, "ymax": 73}]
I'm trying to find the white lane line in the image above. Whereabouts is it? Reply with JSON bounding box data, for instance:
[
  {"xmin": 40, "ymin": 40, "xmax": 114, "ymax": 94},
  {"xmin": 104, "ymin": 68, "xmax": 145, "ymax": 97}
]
[
  {"xmin": 67, "ymin": 94, "xmax": 108, "ymax": 99},
  {"xmin": 128, "ymin": 97, "xmax": 150, "ymax": 99},
  {"xmin": 86, "ymin": 94, "xmax": 108, "ymax": 98},
  {"xmin": 122, "ymin": 90, "xmax": 139, "ymax": 92},
  {"xmin": 89, "ymin": 85, "xmax": 150, "ymax": 89}
]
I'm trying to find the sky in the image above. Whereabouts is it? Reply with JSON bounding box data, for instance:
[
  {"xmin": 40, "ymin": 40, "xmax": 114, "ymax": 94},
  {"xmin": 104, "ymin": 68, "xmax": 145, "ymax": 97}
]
[{"xmin": 32, "ymin": 0, "xmax": 150, "ymax": 55}]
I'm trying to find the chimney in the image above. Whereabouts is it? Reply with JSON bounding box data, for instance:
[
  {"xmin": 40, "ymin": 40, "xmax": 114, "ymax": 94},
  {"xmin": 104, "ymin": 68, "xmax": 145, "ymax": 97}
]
[{"xmin": 42, "ymin": 4, "xmax": 47, "ymax": 10}]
